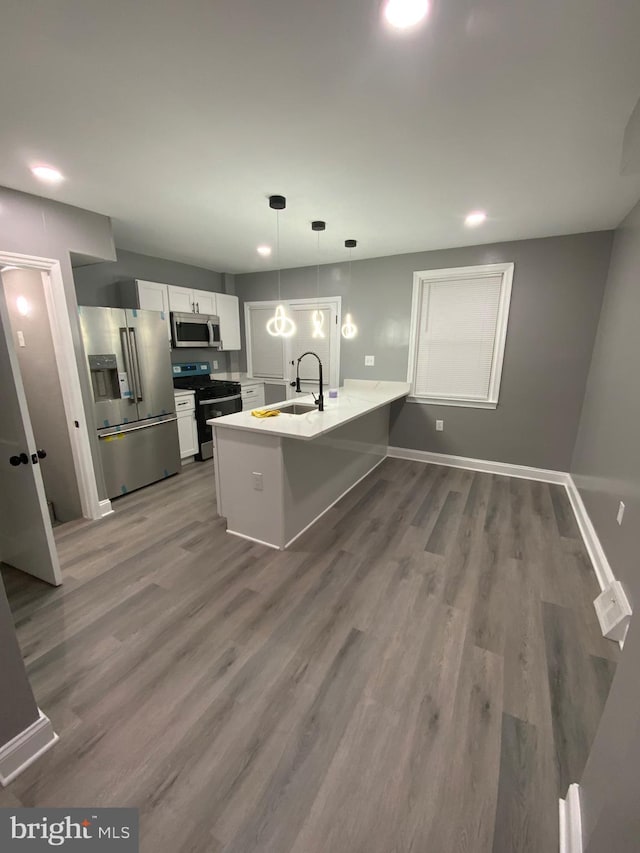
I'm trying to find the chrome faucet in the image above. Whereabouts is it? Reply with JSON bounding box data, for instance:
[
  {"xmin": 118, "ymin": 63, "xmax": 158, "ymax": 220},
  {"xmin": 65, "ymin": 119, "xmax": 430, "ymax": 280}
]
[{"xmin": 294, "ymin": 351, "xmax": 324, "ymax": 411}]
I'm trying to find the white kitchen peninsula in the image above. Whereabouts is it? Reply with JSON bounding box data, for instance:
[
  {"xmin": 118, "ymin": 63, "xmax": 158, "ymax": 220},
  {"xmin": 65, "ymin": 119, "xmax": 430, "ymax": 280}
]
[{"xmin": 209, "ymin": 380, "xmax": 410, "ymax": 549}]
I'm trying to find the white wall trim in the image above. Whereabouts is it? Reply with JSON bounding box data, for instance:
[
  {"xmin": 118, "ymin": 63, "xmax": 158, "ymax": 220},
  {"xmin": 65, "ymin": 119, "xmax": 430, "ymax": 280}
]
[
  {"xmin": 1, "ymin": 252, "xmax": 104, "ymax": 522},
  {"xmin": 407, "ymin": 262, "xmax": 514, "ymax": 408},
  {"xmin": 98, "ymin": 499, "xmax": 114, "ymax": 518},
  {"xmin": 225, "ymin": 529, "xmax": 281, "ymax": 550},
  {"xmin": 387, "ymin": 446, "xmax": 570, "ymax": 485},
  {"xmin": 0, "ymin": 710, "xmax": 59, "ymax": 787},
  {"xmin": 564, "ymin": 475, "xmax": 616, "ymax": 593},
  {"xmin": 559, "ymin": 784, "xmax": 583, "ymax": 853}
]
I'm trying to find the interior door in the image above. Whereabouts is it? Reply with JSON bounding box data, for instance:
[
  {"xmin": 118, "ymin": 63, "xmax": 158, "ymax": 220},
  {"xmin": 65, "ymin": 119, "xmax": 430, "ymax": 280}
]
[
  {"xmin": 0, "ymin": 280, "xmax": 62, "ymax": 585},
  {"xmin": 286, "ymin": 302, "xmax": 340, "ymax": 397}
]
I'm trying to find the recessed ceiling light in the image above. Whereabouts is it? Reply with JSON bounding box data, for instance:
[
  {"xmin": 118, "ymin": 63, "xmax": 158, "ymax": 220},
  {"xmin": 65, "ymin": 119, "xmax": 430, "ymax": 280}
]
[
  {"xmin": 257, "ymin": 245, "xmax": 272, "ymax": 257},
  {"xmin": 383, "ymin": 0, "xmax": 430, "ymax": 30},
  {"xmin": 465, "ymin": 210, "xmax": 487, "ymax": 227},
  {"xmin": 31, "ymin": 164, "xmax": 64, "ymax": 183}
]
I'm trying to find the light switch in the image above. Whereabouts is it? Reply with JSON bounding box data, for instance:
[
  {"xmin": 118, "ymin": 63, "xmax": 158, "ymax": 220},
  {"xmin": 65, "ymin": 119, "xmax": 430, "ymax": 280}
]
[
  {"xmin": 365, "ymin": 355, "xmax": 375, "ymax": 367},
  {"xmin": 252, "ymin": 472, "xmax": 263, "ymax": 491},
  {"xmin": 17, "ymin": 330, "xmax": 25, "ymax": 347},
  {"xmin": 617, "ymin": 501, "xmax": 625, "ymax": 525}
]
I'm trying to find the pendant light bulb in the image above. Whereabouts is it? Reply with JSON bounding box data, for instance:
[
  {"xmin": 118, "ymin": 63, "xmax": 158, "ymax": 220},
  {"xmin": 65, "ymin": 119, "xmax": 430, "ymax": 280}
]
[
  {"xmin": 342, "ymin": 312, "xmax": 357, "ymax": 339},
  {"xmin": 342, "ymin": 239, "xmax": 358, "ymax": 339},
  {"xmin": 267, "ymin": 303, "xmax": 296, "ymax": 337},
  {"xmin": 266, "ymin": 195, "xmax": 296, "ymax": 338},
  {"xmin": 312, "ymin": 309, "xmax": 325, "ymax": 339}
]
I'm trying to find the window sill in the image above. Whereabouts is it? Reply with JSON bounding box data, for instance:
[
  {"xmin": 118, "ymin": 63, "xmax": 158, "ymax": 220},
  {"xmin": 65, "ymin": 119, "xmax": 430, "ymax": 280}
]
[{"xmin": 406, "ymin": 396, "xmax": 498, "ymax": 410}]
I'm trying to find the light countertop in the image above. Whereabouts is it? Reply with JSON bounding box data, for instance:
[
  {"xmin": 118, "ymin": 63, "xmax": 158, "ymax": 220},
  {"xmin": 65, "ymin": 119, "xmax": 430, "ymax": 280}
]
[
  {"xmin": 207, "ymin": 379, "xmax": 410, "ymax": 441},
  {"xmin": 213, "ymin": 373, "xmax": 285, "ymax": 385}
]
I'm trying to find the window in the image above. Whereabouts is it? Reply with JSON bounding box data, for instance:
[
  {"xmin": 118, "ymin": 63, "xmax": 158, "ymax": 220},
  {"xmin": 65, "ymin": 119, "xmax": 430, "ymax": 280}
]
[
  {"xmin": 244, "ymin": 297, "xmax": 341, "ymax": 392},
  {"xmin": 407, "ymin": 263, "xmax": 514, "ymax": 408}
]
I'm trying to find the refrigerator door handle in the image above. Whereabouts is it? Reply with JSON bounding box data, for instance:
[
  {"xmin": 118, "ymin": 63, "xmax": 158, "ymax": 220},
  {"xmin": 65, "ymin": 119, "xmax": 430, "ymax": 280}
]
[
  {"xmin": 98, "ymin": 416, "xmax": 178, "ymax": 438},
  {"xmin": 120, "ymin": 327, "xmax": 138, "ymax": 402},
  {"xmin": 128, "ymin": 327, "xmax": 144, "ymax": 401}
]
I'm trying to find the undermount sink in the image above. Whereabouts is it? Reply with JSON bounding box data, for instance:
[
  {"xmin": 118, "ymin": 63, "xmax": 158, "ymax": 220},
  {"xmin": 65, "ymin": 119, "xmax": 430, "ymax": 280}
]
[{"xmin": 277, "ymin": 403, "xmax": 318, "ymax": 415}]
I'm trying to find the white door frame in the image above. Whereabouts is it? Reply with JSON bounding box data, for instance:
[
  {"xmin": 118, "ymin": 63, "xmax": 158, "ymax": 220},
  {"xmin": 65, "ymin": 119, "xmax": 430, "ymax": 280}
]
[
  {"xmin": 0, "ymin": 250, "xmax": 110, "ymax": 522},
  {"xmin": 244, "ymin": 296, "xmax": 342, "ymax": 395}
]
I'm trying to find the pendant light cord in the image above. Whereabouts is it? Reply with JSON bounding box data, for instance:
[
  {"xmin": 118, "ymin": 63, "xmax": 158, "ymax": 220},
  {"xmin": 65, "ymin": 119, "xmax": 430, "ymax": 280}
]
[{"xmin": 276, "ymin": 208, "xmax": 281, "ymax": 302}]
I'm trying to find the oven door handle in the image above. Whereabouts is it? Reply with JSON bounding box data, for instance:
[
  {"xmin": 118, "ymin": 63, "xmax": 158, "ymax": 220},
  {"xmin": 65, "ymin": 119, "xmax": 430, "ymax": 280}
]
[{"xmin": 198, "ymin": 394, "xmax": 242, "ymax": 406}]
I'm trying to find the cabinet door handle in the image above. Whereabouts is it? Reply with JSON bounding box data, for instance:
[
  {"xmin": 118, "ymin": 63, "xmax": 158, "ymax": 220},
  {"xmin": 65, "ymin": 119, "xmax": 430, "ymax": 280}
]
[
  {"xmin": 196, "ymin": 302, "xmax": 200, "ymax": 313},
  {"xmin": 192, "ymin": 302, "xmax": 195, "ymax": 313}
]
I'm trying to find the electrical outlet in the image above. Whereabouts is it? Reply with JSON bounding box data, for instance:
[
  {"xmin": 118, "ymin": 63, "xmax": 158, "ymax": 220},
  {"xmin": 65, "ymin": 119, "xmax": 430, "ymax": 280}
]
[
  {"xmin": 252, "ymin": 472, "xmax": 263, "ymax": 491},
  {"xmin": 436, "ymin": 419, "xmax": 444, "ymax": 432},
  {"xmin": 213, "ymin": 360, "xmax": 219, "ymax": 370},
  {"xmin": 617, "ymin": 501, "xmax": 625, "ymax": 525},
  {"xmin": 365, "ymin": 355, "xmax": 375, "ymax": 367}
]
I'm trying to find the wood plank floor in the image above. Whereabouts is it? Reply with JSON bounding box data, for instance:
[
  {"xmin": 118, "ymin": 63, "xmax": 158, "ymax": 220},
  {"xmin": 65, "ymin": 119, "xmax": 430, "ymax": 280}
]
[{"xmin": 0, "ymin": 458, "xmax": 618, "ymax": 852}]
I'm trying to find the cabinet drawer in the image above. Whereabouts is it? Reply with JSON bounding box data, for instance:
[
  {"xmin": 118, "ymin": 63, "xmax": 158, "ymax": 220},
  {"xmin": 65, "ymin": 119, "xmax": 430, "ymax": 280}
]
[{"xmin": 175, "ymin": 396, "xmax": 195, "ymax": 412}]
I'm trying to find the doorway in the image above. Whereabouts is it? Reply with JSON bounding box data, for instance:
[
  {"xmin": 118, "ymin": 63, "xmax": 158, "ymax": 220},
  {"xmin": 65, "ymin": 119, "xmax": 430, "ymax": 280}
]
[
  {"xmin": 0, "ymin": 251, "xmax": 107, "ymax": 587},
  {"xmin": 2, "ymin": 267, "xmax": 83, "ymax": 524}
]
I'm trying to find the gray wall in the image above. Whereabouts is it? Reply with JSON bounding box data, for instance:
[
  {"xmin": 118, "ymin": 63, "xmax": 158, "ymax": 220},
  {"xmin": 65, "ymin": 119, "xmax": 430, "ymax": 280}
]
[
  {"xmin": 2, "ymin": 268, "xmax": 82, "ymax": 522},
  {"xmin": 72, "ymin": 247, "xmax": 224, "ymax": 307},
  {"xmin": 570, "ymin": 199, "xmax": 640, "ymax": 852},
  {"xmin": 0, "ymin": 186, "xmax": 116, "ymax": 500},
  {"xmin": 0, "ymin": 577, "xmax": 39, "ymax": 746},
  {"xmin": 236, "ymin": 231, "xmax": 613, "ymax": 471}
]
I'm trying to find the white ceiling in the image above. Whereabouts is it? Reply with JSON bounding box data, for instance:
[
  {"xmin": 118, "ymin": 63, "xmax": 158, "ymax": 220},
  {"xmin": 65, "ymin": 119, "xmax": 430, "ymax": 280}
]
[{"xmin": 1, "ymin": 0, "xmax": 640, "ymax": 274}]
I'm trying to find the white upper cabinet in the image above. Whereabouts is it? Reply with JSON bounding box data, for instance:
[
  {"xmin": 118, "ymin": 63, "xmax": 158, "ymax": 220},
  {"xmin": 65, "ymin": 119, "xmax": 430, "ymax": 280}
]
[
  {"xmin": 192, "ymin": 289, "xmax": 217, "ymax": 316},
  {"xmin": 168, "ymin": 285, "xmax": 197, "ymax": 314},
  {"xmin": 167, "ymin": 286, "xmax": 218, "ymax": 316},
  {"xmin": 135, "ymin": 280, "xmax": 171, "ymax": 340},
  {"xmin": 216, "ymin": 293, "xmax": 241, "ymax": 350}
]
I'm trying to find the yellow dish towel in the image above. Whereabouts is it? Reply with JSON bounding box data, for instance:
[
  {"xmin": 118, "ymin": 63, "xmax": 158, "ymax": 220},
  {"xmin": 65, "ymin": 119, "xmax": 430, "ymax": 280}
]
[{"xmin": 251, "ymin": 408, "xmax": 281, "ymax": 418}]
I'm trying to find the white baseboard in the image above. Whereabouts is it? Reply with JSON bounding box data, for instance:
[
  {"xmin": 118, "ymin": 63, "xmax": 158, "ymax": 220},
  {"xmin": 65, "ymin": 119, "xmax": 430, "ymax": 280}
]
[
  {"xmin": 564, "ymin": 476, "xmax": 615, "ymax": 593},
  {"xmin": 387, "ymin": 446, "xmax": 570, "ymax": 485},
  {"xmin": 0, "ymin": 710, "xmax": 59, "ymax": 787},
  {"xmin": 559, "ymin": 784, "xmax": 583, "ymax": 853},
  {"xmin": 98, "ymin": 499, "xmax": 114, "ymax": 518},
  {"xmin": 225, "ymin": 529, "xmax": 280, "ymax": 550}
]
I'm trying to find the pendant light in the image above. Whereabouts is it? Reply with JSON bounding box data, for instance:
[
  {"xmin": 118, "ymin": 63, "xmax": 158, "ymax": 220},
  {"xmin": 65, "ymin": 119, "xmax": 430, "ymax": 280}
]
[
  {"xmin": 266, "ymin": 195, "xmax": 296, "ymax": 338},
  {"xmin": 311, "ymin": 220, "xmax": 326, "ymax": 338},
  {"xmin": 341, "ymin": 239, "xmax": 358, "ymax": 339}
]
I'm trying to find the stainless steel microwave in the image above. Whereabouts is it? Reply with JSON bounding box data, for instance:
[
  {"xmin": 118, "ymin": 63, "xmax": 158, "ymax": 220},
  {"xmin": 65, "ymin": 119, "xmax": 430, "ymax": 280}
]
[{"xmin": 171, "ymin": 312, "xmax": 221, "ymax": 349}]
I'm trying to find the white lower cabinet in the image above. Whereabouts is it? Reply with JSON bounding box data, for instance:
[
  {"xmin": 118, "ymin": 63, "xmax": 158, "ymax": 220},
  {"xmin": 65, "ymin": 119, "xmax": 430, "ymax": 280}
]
[
  {"xmin": 175, "ymin": 391, "xmax": 198, "ymax": 461},
  {"xmin": 240, "ymin": 382, "xmax": 265, "ymax": 410}
]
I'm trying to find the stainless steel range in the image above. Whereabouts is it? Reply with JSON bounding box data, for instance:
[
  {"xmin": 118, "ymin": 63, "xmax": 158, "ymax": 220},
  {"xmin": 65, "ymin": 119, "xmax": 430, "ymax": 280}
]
[{"xmin": 172, "ymin": 362, "xmax": 241, "ymax": 460}]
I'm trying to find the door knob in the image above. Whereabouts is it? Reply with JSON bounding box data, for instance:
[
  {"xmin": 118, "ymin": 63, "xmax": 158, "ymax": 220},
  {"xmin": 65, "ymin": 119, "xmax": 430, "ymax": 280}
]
[
  {"xmin": 9, "ymin": 453, "xmax": 29, "ymax": 466},
  {"xmin": 37, "ymin": 449, "xmax": 47, "ymax": 459}
]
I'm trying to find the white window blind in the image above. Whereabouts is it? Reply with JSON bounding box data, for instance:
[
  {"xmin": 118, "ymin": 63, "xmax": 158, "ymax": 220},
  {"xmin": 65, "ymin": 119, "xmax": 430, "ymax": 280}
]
[
  {"xmin": 408, "ymin": 264, "xmax": 513, "ymax": 408},
  {"xmin": 289, "ymin": 306, "xmax": 331, "ymax": 381},
  {"xmin": 247, "ymin": 306, "xmax": 285, "ymax": 379}
]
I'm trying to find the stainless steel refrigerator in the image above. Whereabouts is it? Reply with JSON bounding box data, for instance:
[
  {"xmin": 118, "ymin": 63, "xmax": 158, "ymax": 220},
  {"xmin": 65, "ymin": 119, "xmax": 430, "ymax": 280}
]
[{"xmin": 79, "ymin": 306, "xmax": 180, "ymax": 499}]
